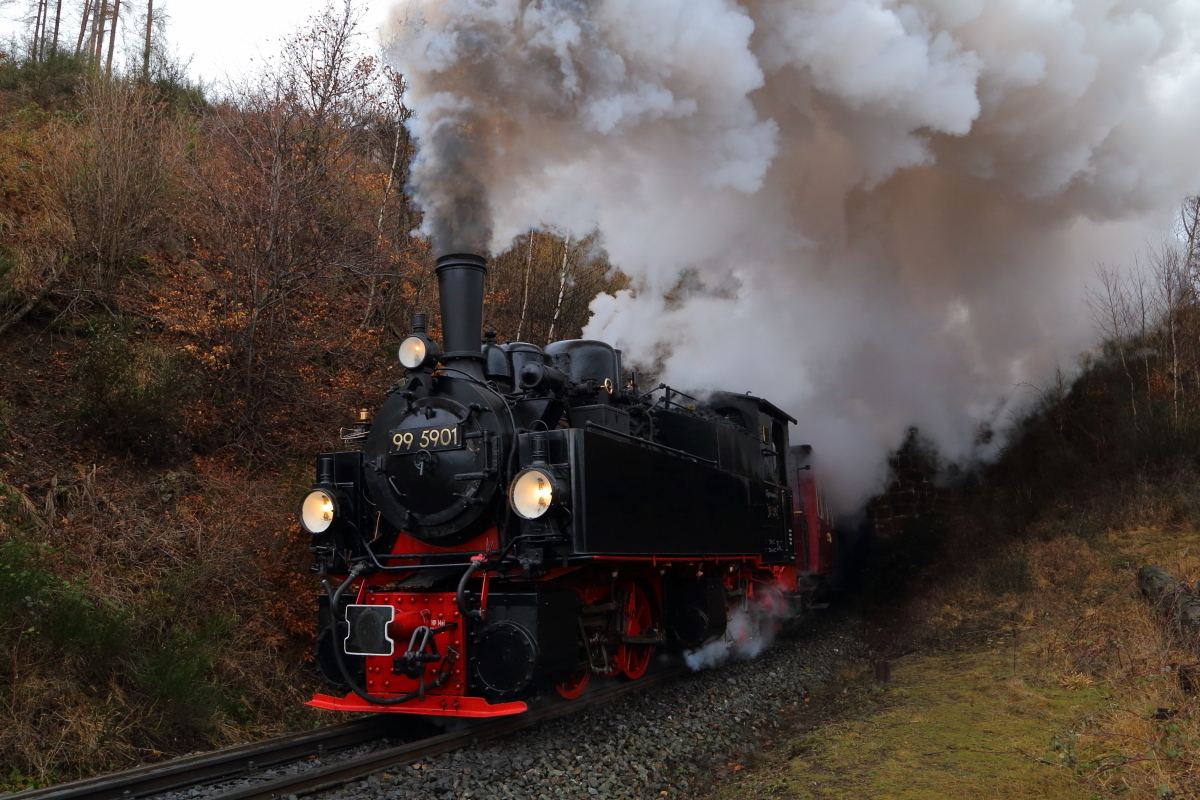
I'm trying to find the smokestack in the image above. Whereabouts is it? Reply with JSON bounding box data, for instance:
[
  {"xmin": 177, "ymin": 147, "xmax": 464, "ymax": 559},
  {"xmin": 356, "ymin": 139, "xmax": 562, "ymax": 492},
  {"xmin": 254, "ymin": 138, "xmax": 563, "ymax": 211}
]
[{"xmin": 435, "ymin": 253, "xmax": 488, "ymax": 373}]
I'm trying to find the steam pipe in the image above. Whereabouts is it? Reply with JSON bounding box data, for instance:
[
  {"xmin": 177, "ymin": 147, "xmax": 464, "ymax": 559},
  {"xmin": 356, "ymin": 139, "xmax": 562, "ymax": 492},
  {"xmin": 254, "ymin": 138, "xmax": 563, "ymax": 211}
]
[{"xmin": 456, "ymin": 558, "xmax": 485, "ymax": 620}]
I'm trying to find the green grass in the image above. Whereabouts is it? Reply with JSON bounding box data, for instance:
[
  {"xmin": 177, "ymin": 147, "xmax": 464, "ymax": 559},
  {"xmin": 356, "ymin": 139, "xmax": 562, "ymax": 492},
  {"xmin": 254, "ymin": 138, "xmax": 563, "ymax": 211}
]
[
  {"xmin": 793, "ymin": 652, "xmax": 1096, "ymax": 799},
  {"xmin": 710, "ymin": 645, "xmax": 1100, "ymax": 800}
]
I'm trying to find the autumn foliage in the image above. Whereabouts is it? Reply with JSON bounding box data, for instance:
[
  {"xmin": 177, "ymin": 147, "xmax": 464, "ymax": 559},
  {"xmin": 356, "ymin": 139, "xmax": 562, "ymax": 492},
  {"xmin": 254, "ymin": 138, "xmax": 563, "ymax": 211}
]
[{"xmin": 0, "ymin": 1, "xmax": 626, "ymax": 787}]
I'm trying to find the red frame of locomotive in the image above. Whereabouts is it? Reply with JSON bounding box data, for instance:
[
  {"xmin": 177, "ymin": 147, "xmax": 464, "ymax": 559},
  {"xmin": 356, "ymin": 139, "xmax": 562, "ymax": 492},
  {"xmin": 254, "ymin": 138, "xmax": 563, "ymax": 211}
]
[{"xmin": 307, "ymin": 465, "xmax": 834, "ymax": 717}]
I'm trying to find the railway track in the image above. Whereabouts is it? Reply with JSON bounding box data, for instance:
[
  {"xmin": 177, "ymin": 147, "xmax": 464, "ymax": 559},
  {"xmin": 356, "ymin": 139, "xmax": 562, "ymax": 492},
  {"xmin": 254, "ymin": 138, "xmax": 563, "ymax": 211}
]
[
  {"xmin": 16, "ymin": 666, "xmax": 688, "ymax": 800},
  {"xmin": 10, "ymin": 714, "xmax": 413, "ymax": 800}
]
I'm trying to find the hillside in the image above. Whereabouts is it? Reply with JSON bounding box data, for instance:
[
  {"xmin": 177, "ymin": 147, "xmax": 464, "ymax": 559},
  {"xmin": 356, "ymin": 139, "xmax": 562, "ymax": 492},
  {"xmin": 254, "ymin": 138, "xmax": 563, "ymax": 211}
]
[
  {"xmin": 3, "ymin": 9, "xmax": 1200, "ymax": 800},
  {"xmin": 0, "ymin": 19, "xmax": 625, "ymax": 787}
]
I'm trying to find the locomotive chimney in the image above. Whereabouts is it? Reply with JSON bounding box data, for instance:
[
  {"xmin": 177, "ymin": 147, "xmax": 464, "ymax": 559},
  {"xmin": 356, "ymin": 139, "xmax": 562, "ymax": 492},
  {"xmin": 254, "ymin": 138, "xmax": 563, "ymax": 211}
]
[{"xmin": 434, "ymin": 253, "xmax": 488, "ymax": 375}]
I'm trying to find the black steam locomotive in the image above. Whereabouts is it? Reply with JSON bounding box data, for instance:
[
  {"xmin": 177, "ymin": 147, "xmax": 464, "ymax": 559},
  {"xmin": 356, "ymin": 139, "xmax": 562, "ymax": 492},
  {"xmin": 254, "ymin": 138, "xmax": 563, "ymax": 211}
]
[{"xmin": 302, "ymin": 253, "xmax": 836, "ymax": 717}]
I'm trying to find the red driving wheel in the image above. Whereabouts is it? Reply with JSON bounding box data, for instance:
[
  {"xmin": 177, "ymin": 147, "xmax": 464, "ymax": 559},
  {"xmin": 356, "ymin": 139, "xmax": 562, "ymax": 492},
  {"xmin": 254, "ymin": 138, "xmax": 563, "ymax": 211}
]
[
  {"xmin": 555, "ymin": 669, "xmax": 591, "ymax": 699},
  {"xmin": 616, "ymin": 583, "xmax": 654, "ymax": 680}
]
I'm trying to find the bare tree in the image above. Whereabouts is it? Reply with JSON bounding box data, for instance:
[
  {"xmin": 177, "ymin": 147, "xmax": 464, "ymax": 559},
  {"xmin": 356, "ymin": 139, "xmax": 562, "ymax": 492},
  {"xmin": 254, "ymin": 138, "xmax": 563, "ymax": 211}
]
[
  {"xmin": 103, "ymin": 0, "xmax": 118, "ymax": 76},
  {"xmin": 516, "ymin": 230, "xmax": 535, "ymax": 340},
  {"xmin": 2, "ymin": 82, "xmax": 181, "ymax": 336},
  {"xmin": 45, "ymin": 81, "xmax": 184, "ymax": 293},
  {"xmin": 185, "ymin": 0, "xmax": 411, "ymax": 437},
  {"xmin": 547, "ymin": 234, "xmax": 571, "ymax": 341},
  {"xmin": 141, "ymin": 0, "xmax": 151, "ymax": 79},
  {"xmin": 1087, "ymin": 265, "xmax": 1140, "ymax": 426},
  {"xmin": 75, "ymin": 0, "xmax": 93, "ymax": 56},
  {"xmin": 1079, "ymin": 198, "xmax": 1200, "ymax": 427},
  {"xmin": 1153, "ymin": 245, "xmax": 1187, "ymax": 420},
  {"xmin": 92, "ymin": 0, "xmax": 107, "ymax": 63},
  {"xmin": 29, "ymin": 0, "xmax": 62, "ymax": 60},
  {"xmin": 362, "ymin": 67, "xmax": 415, "ymax": 331},
  {"xmin": 1183, "ymin": 195, "xmax": 1200, "ymax": 276},
  {"xmin": 32, "ymin": 0, "xmax": 46, "ymax": 60},
  {"xmin": 50, "ymin": 0, "xmax": 62, "ymax": 57},
  {"xmin": 484, "ymin": 230, "xmax": 626, "ymax": 345}
]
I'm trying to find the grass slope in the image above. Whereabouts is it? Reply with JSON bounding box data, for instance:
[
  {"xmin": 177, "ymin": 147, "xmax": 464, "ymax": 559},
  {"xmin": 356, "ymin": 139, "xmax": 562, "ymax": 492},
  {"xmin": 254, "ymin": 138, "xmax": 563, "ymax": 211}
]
[{"xmin": 710, "ymin": 509, "xmax": 1200, "ymax": 799}]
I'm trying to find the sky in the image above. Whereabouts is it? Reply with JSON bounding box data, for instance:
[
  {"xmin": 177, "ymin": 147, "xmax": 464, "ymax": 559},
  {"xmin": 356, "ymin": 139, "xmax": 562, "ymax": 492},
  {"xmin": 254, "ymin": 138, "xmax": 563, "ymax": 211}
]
[
  {"xmin": 168, "ymin": 0, "xmax": 391, "ymax": 85},
  {"xmin": 0, "ymin": 0, "xmax": 393, "ymax": 85}
]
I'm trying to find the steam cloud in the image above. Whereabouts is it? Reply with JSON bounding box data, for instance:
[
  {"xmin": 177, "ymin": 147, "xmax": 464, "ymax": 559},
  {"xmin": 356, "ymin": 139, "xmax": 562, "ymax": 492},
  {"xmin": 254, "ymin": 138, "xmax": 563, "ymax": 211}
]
[
  {"xmin": 384, "ymin": 0, "xmax": 1200, "ymax": 507},
  {"xmin": 684, "ymin": 604, "xmax": 782, "ymax": 672}
]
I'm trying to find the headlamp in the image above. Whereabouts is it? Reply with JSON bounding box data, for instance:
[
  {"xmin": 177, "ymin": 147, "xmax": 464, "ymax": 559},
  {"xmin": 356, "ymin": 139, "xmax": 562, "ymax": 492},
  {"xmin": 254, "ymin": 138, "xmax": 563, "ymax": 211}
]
[
  {"xmin": 300, "ymin": 489, "xmax": 336, "ymax": 534},
  {"xmin": 399, "ymin": 335, "xmax": 430, "ymax": 369},
  {"xmin": 509, "ymin": 469, "xmax": 555, "ymax": 519}
]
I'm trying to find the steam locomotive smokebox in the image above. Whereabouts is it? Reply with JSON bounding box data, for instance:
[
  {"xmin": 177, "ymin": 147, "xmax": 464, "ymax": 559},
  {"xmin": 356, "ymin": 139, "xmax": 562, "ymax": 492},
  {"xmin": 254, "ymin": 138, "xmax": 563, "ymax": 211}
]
[{"xmin": 471, "ymin": 590, "xmax": 578, "ymax": 698}]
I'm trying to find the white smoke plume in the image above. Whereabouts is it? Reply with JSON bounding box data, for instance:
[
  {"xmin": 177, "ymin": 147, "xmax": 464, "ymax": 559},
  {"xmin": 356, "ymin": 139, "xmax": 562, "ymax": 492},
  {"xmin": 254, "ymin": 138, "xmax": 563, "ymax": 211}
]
[
  {"xmin": 383, "ymin": 0, "xmax": 1200, "ymax": 507},
  {"xmin": 684, "ymin": 604, "xmax": 783, "ymax": 671}
]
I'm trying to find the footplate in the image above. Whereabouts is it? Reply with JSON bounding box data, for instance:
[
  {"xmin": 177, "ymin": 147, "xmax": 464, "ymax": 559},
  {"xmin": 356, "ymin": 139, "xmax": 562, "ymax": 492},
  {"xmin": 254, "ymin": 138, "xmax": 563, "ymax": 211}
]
[{"xmin": 307, "ymin": 693, "xmax": 528, "ymax": 717}]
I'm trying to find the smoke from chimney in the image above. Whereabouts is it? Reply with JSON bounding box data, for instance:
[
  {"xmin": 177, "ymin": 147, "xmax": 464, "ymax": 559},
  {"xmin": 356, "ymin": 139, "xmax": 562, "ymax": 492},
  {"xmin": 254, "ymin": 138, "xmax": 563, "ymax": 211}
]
[{"xmin": 383, "ymin": 0, "xmax": 1200, "ymax": 508}]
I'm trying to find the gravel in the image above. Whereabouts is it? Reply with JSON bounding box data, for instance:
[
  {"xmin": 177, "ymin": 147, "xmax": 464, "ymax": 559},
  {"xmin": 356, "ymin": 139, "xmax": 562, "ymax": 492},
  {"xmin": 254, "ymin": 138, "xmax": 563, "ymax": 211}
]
[
  {"xmin": 145, "ymin": 613, "xmax": 864, "ymax": 800},
  {"xmin": 315, "ymin": 612, "xmax": 865, "ymax": 800}
]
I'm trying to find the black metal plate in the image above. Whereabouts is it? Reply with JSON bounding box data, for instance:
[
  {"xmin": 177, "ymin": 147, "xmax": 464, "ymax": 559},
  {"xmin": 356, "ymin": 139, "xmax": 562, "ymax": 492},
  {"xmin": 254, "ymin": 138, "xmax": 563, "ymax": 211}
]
[
  {"xmin": 577, "ymin": 428, "xmax": 760, "ymax": 555},
  {"xmin": 344, "ymin": 605, "xmax": 395, "ymax": 656}
]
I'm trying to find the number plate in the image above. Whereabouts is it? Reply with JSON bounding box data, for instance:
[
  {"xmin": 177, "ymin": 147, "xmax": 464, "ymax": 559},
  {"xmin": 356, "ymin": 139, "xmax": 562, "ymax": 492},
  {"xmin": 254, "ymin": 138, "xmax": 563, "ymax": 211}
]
[{"xmin": 391, "ymin": 424, "xmax": 464, "ymax": 453}]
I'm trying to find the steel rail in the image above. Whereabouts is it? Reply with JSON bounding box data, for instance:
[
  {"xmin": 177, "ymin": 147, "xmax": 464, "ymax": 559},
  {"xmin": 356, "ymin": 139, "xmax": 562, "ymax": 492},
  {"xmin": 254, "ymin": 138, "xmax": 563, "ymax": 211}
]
[
  {"xmin": 214, "ymin": 666, "xmax": 690, "ymax": 800},
  {"xmin": 13, "ymin": 666, "xmax": 688, "ymax": 800},
  {"xmin": 11, "ymin": 715, "xmax": 408, "ymax": 800}
]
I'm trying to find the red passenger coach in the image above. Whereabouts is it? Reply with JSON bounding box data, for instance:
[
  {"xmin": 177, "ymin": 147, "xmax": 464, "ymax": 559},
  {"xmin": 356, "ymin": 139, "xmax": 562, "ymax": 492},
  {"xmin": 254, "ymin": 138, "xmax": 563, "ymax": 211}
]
[{"xmin": 791, "ymin": 444, "xmax": 837, "ymax": 576}]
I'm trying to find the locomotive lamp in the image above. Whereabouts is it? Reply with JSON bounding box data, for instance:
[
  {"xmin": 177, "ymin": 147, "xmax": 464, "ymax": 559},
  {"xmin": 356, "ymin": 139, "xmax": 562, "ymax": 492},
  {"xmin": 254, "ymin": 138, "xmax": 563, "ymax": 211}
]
[
  {"xmin": 398, "ymin": 313, "xmax": 439, "ymax": 370},
  {"xmin": 509, "ymin": 468, "xmax": 555, "ymax": 519},
  {"xmin": 300, "ymin": 488, "xmax": 339, "ymax": 534}
]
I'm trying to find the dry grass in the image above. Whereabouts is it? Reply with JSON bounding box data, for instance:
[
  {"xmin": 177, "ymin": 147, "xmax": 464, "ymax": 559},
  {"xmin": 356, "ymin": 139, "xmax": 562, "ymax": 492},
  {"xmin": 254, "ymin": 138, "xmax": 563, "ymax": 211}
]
[
  {"xmin": 751, "ymin": 654, "xmax": 1096, "ymax": 799},
  {"xmin": 706, "ymin": 465, "xmax": 1200, "ymax": 800},
  {"xmin": 0, "ymin": 453, "xmax": 323, "ymax": 789},
  {"xmin": 908, "ymin": 509, "xmax": 1200, "ymax": 798}
]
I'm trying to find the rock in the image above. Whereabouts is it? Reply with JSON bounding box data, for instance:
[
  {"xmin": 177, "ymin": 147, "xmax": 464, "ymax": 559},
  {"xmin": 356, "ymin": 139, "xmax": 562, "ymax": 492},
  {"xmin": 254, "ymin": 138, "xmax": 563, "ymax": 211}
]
[{"xmin": 1140, "ymin": 564, "xmax": 1200, "ymax": 649}]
